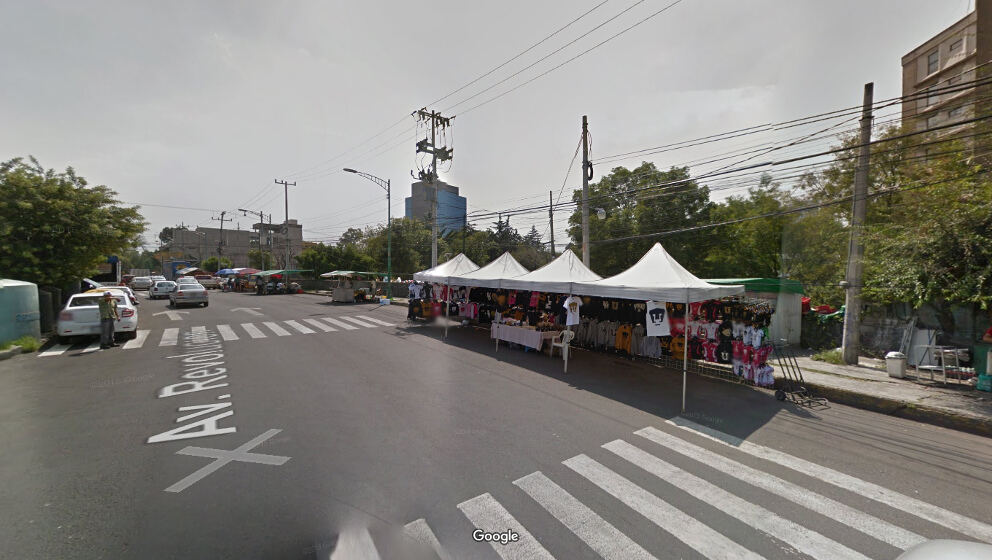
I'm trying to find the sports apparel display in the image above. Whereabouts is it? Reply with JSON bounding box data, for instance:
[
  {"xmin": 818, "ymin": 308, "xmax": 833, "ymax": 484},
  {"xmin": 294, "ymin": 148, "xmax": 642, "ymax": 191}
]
[
  {"xmin": 645, "ymin": 301, "xmax": 671, "ymax": 336},
  {"xmin": 564, "ymin": 295, "xmax": 583, "ymax": 326}
]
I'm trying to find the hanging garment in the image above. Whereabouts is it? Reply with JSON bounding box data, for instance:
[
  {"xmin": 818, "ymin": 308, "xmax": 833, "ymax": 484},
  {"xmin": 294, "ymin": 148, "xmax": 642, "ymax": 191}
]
[
  {"xmin": 645, "ymin": 301, "xmax": 671, "ymax": 337},
  {"xmin": 669, "ymin": 336, "xmax": 686, "ymax": 358},
  {"xmin": 716, "ymin": 340, "xmax": 733, "ymax": 364},
  {"xmin": 703, "ymin": 341, "xmax": 719, "ymax": 363},
  {"xmin": 631, "ymin": 324, "xmax": 646, "ymax": 357},
  {"xmin": 615, "ymin": 324, "xmax": 633, "ymax": 353},
  {"xmin": 564, "ymin": 295, "xmax": 583, "ymax": 326}
]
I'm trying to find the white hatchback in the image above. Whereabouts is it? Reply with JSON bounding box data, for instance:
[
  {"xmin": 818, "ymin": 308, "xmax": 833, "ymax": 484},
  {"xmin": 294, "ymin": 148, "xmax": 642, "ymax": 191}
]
[
  {"xmin": 57, "ymin": 293, "xmax": 139, "ymax": 344},
  {"xmin": 149, "ymin": 280, "xmax": 177, "ymax": 299}
]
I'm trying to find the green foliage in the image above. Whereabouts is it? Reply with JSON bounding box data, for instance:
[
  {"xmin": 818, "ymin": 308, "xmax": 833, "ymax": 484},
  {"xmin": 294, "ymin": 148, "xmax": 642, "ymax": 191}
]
[
  {"xmin": 810, "ymin": 348, "xmax": 844, "ymax": 365},
  {"xmin": 0, "ymin": 157, "xmax": 146, "ymax": 287},
  {"xmin": 1, "ymin": 335, "xmax": 41, "ymax": 353},
  {"xmin": 248, "ymin": 249, "xmax": 274, "ymax": 270},
  {"xmin": 202, "ymin": 256, "xmax": 220, "ymax": 273}
]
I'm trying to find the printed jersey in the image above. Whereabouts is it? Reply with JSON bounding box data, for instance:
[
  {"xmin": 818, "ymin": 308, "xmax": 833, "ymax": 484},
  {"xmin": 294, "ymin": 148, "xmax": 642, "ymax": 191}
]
[
  {"xmin": 716, "ymin": 341, "xmax": 733, "ymax": 364},
  {"xmin": 597, "ymin": 321, "xmax": 611, "ymax": 347},
  {"xmin": 666, "ymin": 302, "xmax": 687, "ymax": 319},
  {"xmin": 631, "ymin": 324, "xmax": 645, "ymax": 357},
  {"xmin": 669, "ymin": 336, "xmax": 686, "ymax": 358},
  {"xmin": 702, "ymin": 341, "xmax": 719, "ymax": 362},
  {"xmin": 689, "ymin": 301, "xmax": 704, "ymax": 318},
  {"xmin": 702, "ymin": 322, "xmax": 720, "ymax": 341},
  {"xmin": 615, "ymin": 324, "xmax": 633, "ymax": 353},
  {"xmin": 658, "ymin": 336, "xmax": 673, "ymax": 356},
  {"xmin": 689, "ymin": 339, "xmax": 705, "ymax": 360}
]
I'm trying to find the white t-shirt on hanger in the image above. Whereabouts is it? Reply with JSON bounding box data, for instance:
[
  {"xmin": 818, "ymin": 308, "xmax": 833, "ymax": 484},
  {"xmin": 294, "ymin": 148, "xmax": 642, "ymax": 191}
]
[{"xmin": 564, "ymin": 295, "xmax": 582, "ymax": 326}]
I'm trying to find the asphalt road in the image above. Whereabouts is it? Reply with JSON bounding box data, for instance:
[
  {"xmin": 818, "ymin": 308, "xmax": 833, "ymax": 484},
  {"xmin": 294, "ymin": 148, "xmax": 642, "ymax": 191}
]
[{"xmin": 2, "ymin": 290, "xmax": 992, "ymax": 560}]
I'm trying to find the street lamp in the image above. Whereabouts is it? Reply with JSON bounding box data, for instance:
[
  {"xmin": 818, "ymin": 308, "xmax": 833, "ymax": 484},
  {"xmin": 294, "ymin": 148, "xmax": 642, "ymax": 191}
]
[{"xmin": 343, "ymin": 168, "xmax": 392, "ymax": 298}]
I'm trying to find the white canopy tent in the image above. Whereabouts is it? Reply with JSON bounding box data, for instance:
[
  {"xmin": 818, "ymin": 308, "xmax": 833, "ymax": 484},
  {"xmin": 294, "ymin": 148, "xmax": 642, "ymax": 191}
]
[
  {"xmin": 412, "ymin": 253, "xmax": 480, "ymax": 283},
  {"xmin": 573, "ymin": 243, "xmax": 745, "ymax": 412},
  {"xmin": 500, "ymin": 250, "xmax": 602, "ymax": 293},
  {"xmin": 446, "ymin": 252, "xmax": 530, "ymax": 288}
]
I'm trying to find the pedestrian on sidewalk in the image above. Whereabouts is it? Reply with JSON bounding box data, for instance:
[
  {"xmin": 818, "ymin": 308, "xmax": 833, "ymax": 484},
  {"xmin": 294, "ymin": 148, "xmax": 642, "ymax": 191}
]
[{"xmin": 98, "ymin": 291, "xmax": 120, "ymax": 349}]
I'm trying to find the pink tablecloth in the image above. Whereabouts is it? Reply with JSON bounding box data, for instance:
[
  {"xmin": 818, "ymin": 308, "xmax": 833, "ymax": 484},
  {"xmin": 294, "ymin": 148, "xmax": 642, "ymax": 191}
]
[{"xmin": 491, "ymin": 323, "xmax": 559, "ymax": 351}]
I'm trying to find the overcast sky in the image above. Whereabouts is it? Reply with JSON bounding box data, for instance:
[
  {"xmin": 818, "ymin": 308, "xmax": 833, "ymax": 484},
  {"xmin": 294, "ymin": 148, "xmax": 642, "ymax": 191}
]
[{"xmin": 0, "ymin": 0, "xmax": 975, "ymax": 251}]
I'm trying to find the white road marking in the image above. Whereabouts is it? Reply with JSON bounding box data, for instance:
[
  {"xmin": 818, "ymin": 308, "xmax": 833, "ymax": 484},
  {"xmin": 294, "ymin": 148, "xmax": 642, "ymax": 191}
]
[
  {"xmin": 216, "ymin": 324, "xmax": 239, "ymax": 341},
  {"xmin": 81, "ymin": 341, "xmax": 102, "ymax": 353},
  {"xmin": 356, "ymin": 315, "xmax": 395, "ymax": 326},
  {"xmin": 403, "ymin": 519, "xmax": 453, "ymax": 560},
  {"xmin": 638, "ymin": 425, "xmax": 925, "ymax": 550},
  {"xmin": 262, "ymin": 322, "xmax": 291, "ymax": 337},
  {"xmin": 160, "ymin": 328, "xmax": 179, "ymax": 346},
  {"xmin": 330, "ymin": 527, "xmax": 381, "ymax": 560},
  {"xmin": 340, "ymin": 316, "xmax": 376, "ymax": 328},
  {"xmin": 321, "ymin": 317, "xmax": 358, "ymax": 330},
  {"xmin": 191, "ymin": 326, "xmax": 207, "ymax": 334},
  {"xmin": 604, "ymin": 439, "xmax": 870, "ymax": 560},
  {"xmin": 231, "ymin": 307, "xmax": 264, "ymax": 316},
  {"xmin": 39, "ymin": 344, "xmax": 71, "ymax": 357},
  {"xmin": 284, "ymin": 320, "xmax": 314, "ymax": 334},
  {"xmin": 457, "ymin": 493, "xmax": 556, "ymax": 560},
  {"xmin": 165, "ymin": 429, "xmax": 290, "ymax": 493},
  {"xmin": 241, "ymin": 323, "xmax": 266, "ymax": 339},
  {"xmin": 514, "ymin": 471, "xmax": 657, "ymax": 560},
  {"xmin": 564, "ymin": 454, "xmax": 762, "ymax": 560},
  {"xmin": 123, "ymin": 330, "xmax": 150, "ymax": 349},
  {"xmin": 673, "ymin": 417, "xmax": 992, "ymax": 543},
  {"xmin": 303, "ymin": 318, "xmax": 336, "ymax": 332}
]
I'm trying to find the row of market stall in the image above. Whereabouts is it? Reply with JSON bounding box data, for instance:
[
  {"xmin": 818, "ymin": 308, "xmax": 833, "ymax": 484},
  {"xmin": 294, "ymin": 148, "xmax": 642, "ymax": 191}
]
[{"xmin": 412, "ymin": 243, "xmax": 804, "ymax": 410}]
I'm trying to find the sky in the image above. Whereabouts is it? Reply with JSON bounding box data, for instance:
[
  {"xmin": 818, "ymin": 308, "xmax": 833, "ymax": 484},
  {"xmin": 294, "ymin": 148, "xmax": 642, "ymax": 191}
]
[{"xmin": 0, "ymin": 0, "xmax": 976, "ymax": 252}]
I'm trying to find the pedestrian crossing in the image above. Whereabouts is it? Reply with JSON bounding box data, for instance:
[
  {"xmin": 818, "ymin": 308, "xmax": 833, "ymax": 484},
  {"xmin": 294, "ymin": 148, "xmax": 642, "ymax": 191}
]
[
  {"xmin": 402, "ymin": 420, "xmax": 992, "ymax": 560},
  {"xmin": 38, "ymin": 315, "xmax": 396, "ymax": 357}
]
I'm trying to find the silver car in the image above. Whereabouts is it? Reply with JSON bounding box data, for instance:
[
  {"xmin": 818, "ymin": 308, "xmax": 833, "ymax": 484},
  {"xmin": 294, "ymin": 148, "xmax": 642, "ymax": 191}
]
[
  {"xmin": 170, "ymin": 283, "xmax": 209, "ymax": 308},
  {"xmin": 149, "ymin": 280, "xmax": 176, "ymax": 299},
  {"xmin": 130, "ymin": 276, "xmax": 153, "ymax": 290}
]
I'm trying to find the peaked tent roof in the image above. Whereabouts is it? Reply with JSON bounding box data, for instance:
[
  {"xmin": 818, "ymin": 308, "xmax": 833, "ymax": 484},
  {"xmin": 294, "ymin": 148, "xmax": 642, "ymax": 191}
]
[
  {"xmin": 572, "ymin": 243, "xmax": 744, "ymax": 302},
  {"xmin": 500, "ymin": 250, "xmax": 602, "ymax": 293},
  {"xmin": 412, "ymin": 253, "xmax": 480, "ymax": 283},
  {"xmin": 447, "ymin": 252, "xmax": 530, "ymax": 289}
]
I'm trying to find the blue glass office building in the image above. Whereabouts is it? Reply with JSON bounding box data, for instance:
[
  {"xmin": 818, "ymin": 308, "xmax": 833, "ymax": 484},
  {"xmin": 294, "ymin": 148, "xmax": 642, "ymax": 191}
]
[{"xmin": 404, "ymin": 180, "xmax": 467, "ymax": 235}]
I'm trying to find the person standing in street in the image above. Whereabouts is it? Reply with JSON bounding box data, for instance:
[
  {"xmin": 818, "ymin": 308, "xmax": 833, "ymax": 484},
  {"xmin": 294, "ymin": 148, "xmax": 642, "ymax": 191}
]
[{"xmin": 98, "ymin": 291, "xmax": 120, "ymax": 349}]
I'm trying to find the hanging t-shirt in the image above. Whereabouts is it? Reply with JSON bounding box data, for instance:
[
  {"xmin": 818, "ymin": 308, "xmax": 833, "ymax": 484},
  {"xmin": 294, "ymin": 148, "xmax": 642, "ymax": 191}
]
[
  {"xmin": 689, "ymin": 339, "xmax": 705, "ymax": 360},
  {"xmin": 564, "ymin": 295, "xmax": 583, "ymax": 326},
  {"xmin": 631, "ymin": 324, "xmax": 646, "ymax": 357},
  {"xmin": 659, "ymin": 335, "xmax": 673, "ymax": 356},
  {"xmin": 703, "ymin": 322, "xmax": 720, "ymax": 341},
  {"xmin": 645, "ymin": 301, "xmax": 671, "ymax": 337},
  {"xmin": 716, "ymin": 341, "xmax": 733, "ymax": 364},
  {"xmin": 732, "ymin": 340, "xmax": 745, "ymax": 361},
  {"xmin": 607, "ymin": 322, "xmax": 620, "ymax": 347},
  {"xmin": 597, "ymin": 321, "xmax": 611, "ymax": 347},
  {"xmin": 615, "ymin": 324, "xmax": 633, "ymax": 353},
  {"xmin": 689, "ymin": 301, "xmax": 704, "ymax": 318},
  {"xmin": 718, "ymin": 321, "xmax": 734, "ymax": 341},
  {"xmin": 408, "ymin": 299, "xmax": 423, "ymax": 319},
  {"xmin": 666, "ymin": 302, "xmax": 686, "ymax": 319},
  {"xmin": 669, "ymin": 336, "xmax": 686, "ymax": 358},
  {"xmin": 750, "ymin": 328, "xmax": 765, "ymax": 349},
  {"xmin": 585, "ymin": 318, "xmax": 599, "ymax": 345},
  {"xmin": 529, "ymin": 292, "xmax": 541, "ymax": 308},
  {"xmin": 703, "ymin": 341, "xmax": 719, "ymax": 363}
]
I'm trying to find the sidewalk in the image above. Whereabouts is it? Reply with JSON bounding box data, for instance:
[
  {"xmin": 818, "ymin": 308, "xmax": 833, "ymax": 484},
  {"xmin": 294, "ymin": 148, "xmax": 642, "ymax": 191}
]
[{"xmin": 785, "ymin": 353, "xmax": 992, "ymax": 438}]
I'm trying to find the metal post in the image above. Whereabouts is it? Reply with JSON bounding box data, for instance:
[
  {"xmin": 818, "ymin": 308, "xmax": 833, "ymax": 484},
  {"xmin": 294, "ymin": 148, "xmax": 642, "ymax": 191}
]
[
  {"xmin": 386, "ymin": 179, "xmax": 392, "ymax": 298},
  {"xmin": 682, "ymin": 291, "xmax": 689, "ymax": 413},
  {"xmin": 581, "ymin": 116, "xmax": 590, "ymax": 266},
  {"xmin": 842, "ymin": 83, "xmax": 874, "ymax": 366}
]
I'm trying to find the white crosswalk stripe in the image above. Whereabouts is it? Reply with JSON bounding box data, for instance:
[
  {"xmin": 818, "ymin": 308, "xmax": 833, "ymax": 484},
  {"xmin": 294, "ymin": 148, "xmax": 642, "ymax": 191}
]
[
  {"xmin": 457, "ymin": 493, "xmax": 556, "ymax": 560},
  {"xmin": 355, "ymin": 315, "xmax": 395, "ymax": 326},
  {"xmin": 122, "ymin": 330, "xmax": 149, "ymax": 349},
  {"xmin": 284, "ymin": 320, "xmax": 314, "ymax": 334},
  {"xmin": 216, "ymin": 324, "xmax": 239, "ymax": 341},
  {"xmin": 81, "ymin": 341, "xmax": 103, "ymax": 353},
  {"xmin": 303, "ymin": 318, "xmax": 337, "ymax": 332},
  {"xmin": 636, "ymin": 425, "xmax": 926, "ymax": 549},
  {"xmin": 39, "ymin": 344, "xmax": 71, "ymax": 357},
  {"xmin": 565, "ymin": 454, "xmax": 763, "ymax": 560},
  {"xmin": 321, "ymin": 317, "xmax": 359, "ymax": 330},
  {"xmin": 160, "ymin": 328, "xmax": 179, "ymax": 346},
  {"xmin": 262, "ymin": 322, "xmax": 291, "ymax": 336},
  {"xmin": 339, "ymin": 316, "xmax": 376, "ymax": 328},
  {"xmin": 191, "ymin": 326, "xmax": 207, "ymax": 334},
  {"xmin": 513, "ymin": 471, "xmax": 658, "ymax": 560},
  {"xmin": 241, "ymin": 323, "xmax": 266, "ymax": 339},
  {"xmin": 604, "ymin": 439, "xmax": 870, "ymax": 560},
  {"xmin": 400, "ymin": 421, "xmax": 991, "ymax": 560},
  {"xmin": 403, "ymin": 519, "xmax": 453, "ymax": 560},
  {"xmin": 667, "ymin": 417, "xmax": 992, "ymax": 544}
]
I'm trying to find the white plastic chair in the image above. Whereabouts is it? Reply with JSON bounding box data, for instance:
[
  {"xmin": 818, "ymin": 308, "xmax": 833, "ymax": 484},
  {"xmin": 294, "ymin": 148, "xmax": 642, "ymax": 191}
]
[{"xmin": 550, "ymin": 329, "xmax": 575, "ymax": 372}]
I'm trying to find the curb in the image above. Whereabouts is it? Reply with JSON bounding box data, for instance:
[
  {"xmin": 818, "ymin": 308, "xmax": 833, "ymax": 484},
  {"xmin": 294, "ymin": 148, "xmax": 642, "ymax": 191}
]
[
  {"xmin": 0, "ymin": 346, "xmax": 23, "ymax": 361},
  {"xmin": 780, "ymin": 378, "xmax": 992, "ymax": 439}
]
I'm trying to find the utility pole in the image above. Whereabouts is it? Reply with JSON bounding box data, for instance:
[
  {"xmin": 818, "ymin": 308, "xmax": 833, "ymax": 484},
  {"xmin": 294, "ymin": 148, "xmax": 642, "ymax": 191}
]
[
  {"xmin": 274, "ymin": 179, "xmax": 295, "ymax": 269},
  {"xmin": 239, "ymin": 209, "xmax": 271, "ymax": 269},
  {"xmin": 842, "ymin": 82, "xmax": 874, "ymax": 366},
  {"xmin": 581, "ymin": 115, "xmax": 591, "ymax": 266},
  {"xmin": 548, "ymin": 190, "xmax": 555, "ymax": 257},
  {"xmin": 414, "ymin": 109, "xmax": 453, "ymax": 267},
  {"xmin": 212, "ymin": 211, "xmax": 231, "ymax": 257}
]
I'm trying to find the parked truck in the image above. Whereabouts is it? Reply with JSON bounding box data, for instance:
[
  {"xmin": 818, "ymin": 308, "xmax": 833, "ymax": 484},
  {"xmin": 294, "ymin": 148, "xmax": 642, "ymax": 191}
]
[{"xmin": 129, "ymin": 268, "xmax": 151, "ymax": 278}]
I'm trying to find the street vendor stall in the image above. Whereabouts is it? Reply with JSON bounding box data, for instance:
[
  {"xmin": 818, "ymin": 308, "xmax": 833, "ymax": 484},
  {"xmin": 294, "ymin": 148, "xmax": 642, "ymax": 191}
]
[
  {"xmin": 254, "ymin": 269, "xmax": 313, "ymax": 294},
  {"xmin": 320, "ymin": 270, "xmax": 386, "ymax": 302}
]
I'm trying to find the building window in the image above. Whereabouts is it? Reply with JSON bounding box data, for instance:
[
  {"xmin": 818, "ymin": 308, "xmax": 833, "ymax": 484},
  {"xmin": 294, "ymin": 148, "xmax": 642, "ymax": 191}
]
[
  {"xmin": 927, "ymin": 50, "xmax": 939, "ymax": 74},
  {"xmin": 926, "ymin": 86, "xmax": 939, "ymax": 106},
  {"xmin": 927, "ymin": 115, "xmax": 939, "ymax": 129},
  {"xmin": 950, "ymin": 38, "xmax": 963, "ymax": 53},
  {"xmin": 949, "ymin": 106, "xmax": 964, "ymax": 118}
]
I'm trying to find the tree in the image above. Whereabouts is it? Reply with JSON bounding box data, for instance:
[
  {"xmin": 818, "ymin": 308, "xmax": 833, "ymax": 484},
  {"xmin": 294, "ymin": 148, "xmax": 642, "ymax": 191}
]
[
  {"xmin": 158, "ymin": 227, "xmax": 174, "ymax": 245},
  {"xmin": 0, "ymin": 156, "xmax": 146, "ymax": 286},
  {"xmin": 202, "ymin": 256, "xmax": 220, "ymax": 273},
  {"xmin": 218, "ymin": 257, "xmax": 232, "ymax": 270},
  {"xmin": 248, "ymin": 249, "xmax": 274, "ymax": 270}
]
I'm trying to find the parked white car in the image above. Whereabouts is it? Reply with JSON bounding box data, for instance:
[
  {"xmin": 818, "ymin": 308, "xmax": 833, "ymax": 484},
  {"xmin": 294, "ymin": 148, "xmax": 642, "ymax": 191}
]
[
  {"xmin": 57, "ymin": 292, "xmax": 139, "ymax": 344},
  {"xmin": 149, "ymin": 280, "xmax": 177, "ymax": 299},
  {"xmin": 195, "ymin": 274, "xmax": 221, "ymax": 289},
  {"xmin": 130, "ymin": 277, "xmax": 153, "ymax": 290}
]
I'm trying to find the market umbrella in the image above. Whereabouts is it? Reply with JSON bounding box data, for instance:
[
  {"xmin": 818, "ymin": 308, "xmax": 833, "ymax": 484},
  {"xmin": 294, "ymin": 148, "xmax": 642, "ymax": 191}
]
[
  {"xmin": 216, "ymin": 268, "xmax": 237, "ymax": 275},
  {"xmin": 235, "ymin": 268, "xmax": 261, "ymax": 276}
]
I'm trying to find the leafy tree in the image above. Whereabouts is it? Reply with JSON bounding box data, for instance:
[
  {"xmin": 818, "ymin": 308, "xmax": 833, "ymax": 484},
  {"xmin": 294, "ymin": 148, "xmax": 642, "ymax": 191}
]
[
  {"xmin": 248, "ymin": 249, "xmax": 274, "ymax": 270},
  {"xmin": 202, "ymin": 256, "xmax": 220, "ymax": 273},
  {"xmin": 158, "ymin": 227, "xmax": 174, "ymax": 244},
  {"xmin": 0, "ymin": 156, "xmax": 146, "ymax": 286},
  {"xmin": 219, "ymin": 257, "xmax": 232, "ymax": 269}
]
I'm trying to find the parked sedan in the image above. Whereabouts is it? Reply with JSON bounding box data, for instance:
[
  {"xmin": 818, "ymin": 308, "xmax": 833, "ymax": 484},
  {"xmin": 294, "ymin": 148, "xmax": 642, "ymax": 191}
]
[
  {"xmin": 170, "ymin": 283, "xmax": 209, "ymax": 308},
  {"xmin": 131, "ymin": 276, "xmax": 153, "ymax": 290},
  {"xmin": 149, "ymin": 280, "xmax": 176, "ymax": 299},
  {"xmin": 57, "ymin": 293, "xmax": 138, "ymax": 344}
]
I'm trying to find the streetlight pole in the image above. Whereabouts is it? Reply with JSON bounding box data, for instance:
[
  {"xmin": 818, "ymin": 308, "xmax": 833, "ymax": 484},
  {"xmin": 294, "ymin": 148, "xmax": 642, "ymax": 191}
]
[{"xmin": 344, "ymin": 168, "xmax": 391, "ymax": 298}]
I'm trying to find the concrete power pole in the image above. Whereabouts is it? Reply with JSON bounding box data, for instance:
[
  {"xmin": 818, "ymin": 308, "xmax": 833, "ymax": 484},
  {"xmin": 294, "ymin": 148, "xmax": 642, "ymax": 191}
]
[
  {"xmin": 414, "ymin": 109, "xmax": 453, "ymax": 268},
  {"xmin": 548, "ymin": 191, "xmax": 556, "ymax": 257},
  {"xmin": 841, "ymin": 82, "xmax": 874, "ymax": 365},
  {"xmin": 581, "ymin": 115, "xmax": 591, "ymax": 267},
  {"xmin": 274, "ymin": 179, "xmax": 295, "ymax": 269},
  {"xmin": 212, "ymin": 211, "xmax": 231, "ymax": 259}
]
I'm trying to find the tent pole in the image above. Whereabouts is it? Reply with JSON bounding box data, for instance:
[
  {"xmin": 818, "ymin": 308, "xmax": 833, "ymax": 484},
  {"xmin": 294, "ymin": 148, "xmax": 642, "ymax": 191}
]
[
  {"xmin": 683, "ymin": 290, "xmax": 689, "ymax": 413},
  {"xmin": 495, "ymin": 310, "xmax": 500, "ymax": 354},
  {"xmin": 444, "ymin": 281, "xmax": 450, "ymax": 339}
]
